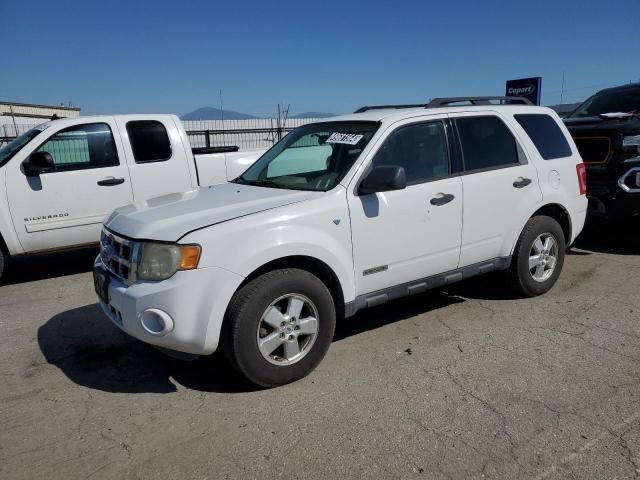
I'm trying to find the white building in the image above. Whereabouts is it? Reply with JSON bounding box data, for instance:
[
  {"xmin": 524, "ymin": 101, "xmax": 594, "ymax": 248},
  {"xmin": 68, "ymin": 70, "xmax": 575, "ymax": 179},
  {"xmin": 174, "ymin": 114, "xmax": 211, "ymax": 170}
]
[{"xmin": 0, "ymin": 101, "xmax": 81, "ymax": 139}]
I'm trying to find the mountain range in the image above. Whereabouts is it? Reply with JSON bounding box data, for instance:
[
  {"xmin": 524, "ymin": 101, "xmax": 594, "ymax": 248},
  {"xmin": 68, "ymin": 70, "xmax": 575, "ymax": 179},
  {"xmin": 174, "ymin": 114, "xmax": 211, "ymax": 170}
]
[{"xmin": 181, "ymin": 107, "xmax": 335, "ymax": 120}]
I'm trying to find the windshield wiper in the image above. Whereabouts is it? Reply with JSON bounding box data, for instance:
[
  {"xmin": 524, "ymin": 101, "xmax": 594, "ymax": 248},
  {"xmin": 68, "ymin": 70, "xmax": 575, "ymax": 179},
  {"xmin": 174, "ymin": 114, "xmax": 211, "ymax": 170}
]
[{"xmin": 233, "ymin": 177, "xmax": 286, "ymax": 189}]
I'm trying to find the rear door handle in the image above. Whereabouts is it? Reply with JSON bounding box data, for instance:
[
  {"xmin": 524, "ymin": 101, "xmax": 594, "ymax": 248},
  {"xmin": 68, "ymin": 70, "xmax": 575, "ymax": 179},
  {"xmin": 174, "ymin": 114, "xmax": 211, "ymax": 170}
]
[
  {"xmin": 513, "ymin": 177, "xmax": 532, "ymax": 188},
  {"xmin": 430, "ymin": 193, "xmax": 455, "ymax": 206},
  {"xmin": 97, "ymin": 177, "xmax": 125, "ymax": 186}
]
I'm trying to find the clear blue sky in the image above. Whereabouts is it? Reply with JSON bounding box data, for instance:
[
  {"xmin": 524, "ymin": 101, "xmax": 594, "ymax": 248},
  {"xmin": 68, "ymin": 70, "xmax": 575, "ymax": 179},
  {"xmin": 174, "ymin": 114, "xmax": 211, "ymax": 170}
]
[{"xmin": 1, "ymin": 0, "xmax": 639, "ymax": 116}]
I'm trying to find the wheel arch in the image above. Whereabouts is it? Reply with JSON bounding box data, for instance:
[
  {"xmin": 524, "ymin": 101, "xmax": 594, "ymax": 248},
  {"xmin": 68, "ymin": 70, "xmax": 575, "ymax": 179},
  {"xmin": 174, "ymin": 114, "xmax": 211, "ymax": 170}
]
[
  {"xmin": 0, "ymin": 231, "xmax": 9, "ymax": 256},
  {"xmin": 236, "ymin": 255, "xmax": 346, "ymax": 319},
  {"xmin": 530, "ymin": 203, "xmax": 572, "ymax": 246},
  {"xmin": 508, "ymin": 203, "xmax": 573, "ymax": 257}
]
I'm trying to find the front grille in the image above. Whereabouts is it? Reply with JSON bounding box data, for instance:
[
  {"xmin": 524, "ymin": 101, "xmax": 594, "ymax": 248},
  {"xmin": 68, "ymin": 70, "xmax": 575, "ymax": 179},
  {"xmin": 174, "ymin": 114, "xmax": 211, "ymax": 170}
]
[
  {"xmin": 573, "ymin": 137, "xmax": 612, "ymax": 164},
  {"xmin": 100, "ymin": 228, "xmax": 138, "ymax": 284}
]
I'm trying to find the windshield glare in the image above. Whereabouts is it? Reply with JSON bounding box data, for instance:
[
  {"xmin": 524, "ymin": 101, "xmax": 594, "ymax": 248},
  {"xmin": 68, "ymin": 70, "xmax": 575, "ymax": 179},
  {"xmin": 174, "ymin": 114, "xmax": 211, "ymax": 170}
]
[
  {"xmin": 237, "ymin": 121, "xmax": 379, "ymax": 191},
  {"xmin": 0, "ymin": 128, "xmax": 44, "ymax": 166},
  {"xmin": 569, "ymin": 87, "xmax": 640, "ymax": 118}
]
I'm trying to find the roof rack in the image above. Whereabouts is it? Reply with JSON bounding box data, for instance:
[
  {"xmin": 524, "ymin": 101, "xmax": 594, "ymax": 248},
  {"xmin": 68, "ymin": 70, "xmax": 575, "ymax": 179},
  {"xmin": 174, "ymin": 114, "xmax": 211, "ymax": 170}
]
[
  {"xmin": 354, "ymin": 96, "xmax": 534, "ymax": 114},
  {"xmin": 354, "ymin": 104, "xmax": 428, "ymax": 113},
  {"xmin": 426, "ymin": 96, "xmax": 533, "ymax": 107}
]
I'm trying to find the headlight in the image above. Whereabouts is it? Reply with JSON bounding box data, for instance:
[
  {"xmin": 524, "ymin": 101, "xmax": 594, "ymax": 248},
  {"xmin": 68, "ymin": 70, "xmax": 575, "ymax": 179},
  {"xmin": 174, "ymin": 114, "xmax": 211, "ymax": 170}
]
[
  {"xmin": 623, "ymin": 135, "xmax": 640, "ymax": 160},
  {"xmin": 623, "ymin": 135, "xmax": 640, "ymax": 147},
  {"xmin": 137, "ymin": 242, "xmax": 201, "ymax": 281}
]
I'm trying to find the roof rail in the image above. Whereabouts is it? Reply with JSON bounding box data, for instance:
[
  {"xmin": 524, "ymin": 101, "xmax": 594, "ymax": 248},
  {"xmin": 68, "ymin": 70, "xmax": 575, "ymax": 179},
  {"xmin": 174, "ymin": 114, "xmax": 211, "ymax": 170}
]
[
  {"xmin": 353, "ymin": 96, "xmax": 534, "ymax": 114},
  {"xmin": 426, "ymin": 96, "xmax": 533, "ymax": 108},
  {"xmin": 354, "ymin": 104, "xmax": 428, "ymax": 113}
]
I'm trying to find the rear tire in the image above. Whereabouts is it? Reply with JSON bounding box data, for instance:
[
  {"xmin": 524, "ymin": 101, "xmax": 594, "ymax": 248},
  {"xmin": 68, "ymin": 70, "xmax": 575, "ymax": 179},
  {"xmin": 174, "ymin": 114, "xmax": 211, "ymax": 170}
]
[
  {"xmin": 508, "ymin": 215, "xmax": 566, "ymax": 297},
  {"xmin": 222, "ymin": 268, "xmax": 336, "ymax": 387}
]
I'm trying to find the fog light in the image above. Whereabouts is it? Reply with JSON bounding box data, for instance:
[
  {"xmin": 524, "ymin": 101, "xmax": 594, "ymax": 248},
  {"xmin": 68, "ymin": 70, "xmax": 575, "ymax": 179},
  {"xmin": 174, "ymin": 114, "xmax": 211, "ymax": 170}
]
[{"xmin": 139, "ymin": 309, "xmax": 174, "ymax": 336}]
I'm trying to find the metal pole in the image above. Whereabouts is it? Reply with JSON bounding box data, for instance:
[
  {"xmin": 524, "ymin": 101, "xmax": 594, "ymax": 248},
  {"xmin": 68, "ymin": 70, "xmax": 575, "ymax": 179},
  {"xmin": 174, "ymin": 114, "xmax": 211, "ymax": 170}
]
[{"xmin": 9, "ymin": 105, "xmax": 18, "ymax": 138}]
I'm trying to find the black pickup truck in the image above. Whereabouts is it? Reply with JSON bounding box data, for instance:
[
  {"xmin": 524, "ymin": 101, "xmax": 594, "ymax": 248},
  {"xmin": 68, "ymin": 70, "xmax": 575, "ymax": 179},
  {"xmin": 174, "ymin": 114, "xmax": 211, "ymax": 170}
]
[{"xmin": 563, "ymin": 83, "xmax": 640, "ymax": 221}]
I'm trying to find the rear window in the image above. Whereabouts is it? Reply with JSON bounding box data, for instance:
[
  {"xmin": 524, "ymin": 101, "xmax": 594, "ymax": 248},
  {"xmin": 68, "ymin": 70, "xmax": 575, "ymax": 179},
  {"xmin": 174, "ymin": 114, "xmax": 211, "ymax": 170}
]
[
  {"xmin": 514, "ymin": 114, "xmax": 572, "ymax": 160},
  {"xmin": 126, "ymin": 120, "xmax": 172, "ymax": 163}
]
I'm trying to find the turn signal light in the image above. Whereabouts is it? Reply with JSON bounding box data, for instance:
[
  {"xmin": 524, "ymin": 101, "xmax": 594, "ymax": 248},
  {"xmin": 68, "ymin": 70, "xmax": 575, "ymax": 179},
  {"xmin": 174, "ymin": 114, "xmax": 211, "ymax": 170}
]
[{"xmin": 179, "ymin": 245, "xmax": 202, "ymax": 270}]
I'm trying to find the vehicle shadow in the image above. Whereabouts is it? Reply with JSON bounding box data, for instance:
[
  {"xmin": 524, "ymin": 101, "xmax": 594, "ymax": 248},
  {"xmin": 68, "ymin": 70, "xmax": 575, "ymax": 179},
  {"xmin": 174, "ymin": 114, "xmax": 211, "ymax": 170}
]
[
  {"xmin": 38, "ymin": 290, "xmax": 465, "ymax": 394},
  {"xmin": 1, "ymin": 246, "xmax": 98, "ymax": 287},
  {"xmin": 572, "ymin": 219, "xmax": 640, "ymax": 255}
]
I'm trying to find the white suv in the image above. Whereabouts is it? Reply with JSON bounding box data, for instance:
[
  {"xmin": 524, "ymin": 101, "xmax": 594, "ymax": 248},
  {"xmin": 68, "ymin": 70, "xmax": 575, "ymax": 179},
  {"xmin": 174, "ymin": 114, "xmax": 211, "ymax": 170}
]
[{"xmin": 93, "ymin": 97, "xmax": 588, "ymax": 387}]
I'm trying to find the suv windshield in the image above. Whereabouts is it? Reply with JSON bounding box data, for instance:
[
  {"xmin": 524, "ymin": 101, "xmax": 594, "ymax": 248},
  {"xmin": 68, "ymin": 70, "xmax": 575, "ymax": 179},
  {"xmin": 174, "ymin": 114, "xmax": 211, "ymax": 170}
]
[
  {"xmin": 236, "ymin": 121, "xmax": 379, "ymax": 191},
  {"xmin": 568, "ymin": 86, "xmax": 640, "ymax": 118},
  {"xmin": 0, "ymin": 127, "xmax": 46, "ymax": 167}
]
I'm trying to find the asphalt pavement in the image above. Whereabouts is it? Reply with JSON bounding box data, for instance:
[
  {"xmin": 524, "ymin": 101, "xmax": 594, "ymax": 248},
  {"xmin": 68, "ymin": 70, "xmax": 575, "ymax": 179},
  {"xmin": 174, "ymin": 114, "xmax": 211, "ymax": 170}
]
[{"xmin": 1, "ymin": 222, "xmax": 639, "ymax": 479}]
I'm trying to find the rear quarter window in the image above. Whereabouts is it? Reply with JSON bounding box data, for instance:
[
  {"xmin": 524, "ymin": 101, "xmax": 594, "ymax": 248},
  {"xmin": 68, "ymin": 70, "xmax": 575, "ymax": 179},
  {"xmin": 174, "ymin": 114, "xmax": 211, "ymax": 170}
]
[
  {"xmin": 126, "ymin": 120, "xmax": 172, "ymax": 163},
  {"xmin": 514, "ymin": 114, "xmax": 572, "ymax": 160}
]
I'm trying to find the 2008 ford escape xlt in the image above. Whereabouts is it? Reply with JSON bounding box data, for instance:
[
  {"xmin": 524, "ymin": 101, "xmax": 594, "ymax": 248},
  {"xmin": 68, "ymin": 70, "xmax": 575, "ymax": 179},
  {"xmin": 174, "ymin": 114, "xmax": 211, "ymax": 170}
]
[{"xmin": 93, "ymin": 97, "xmax": 588, "ymax": 387}]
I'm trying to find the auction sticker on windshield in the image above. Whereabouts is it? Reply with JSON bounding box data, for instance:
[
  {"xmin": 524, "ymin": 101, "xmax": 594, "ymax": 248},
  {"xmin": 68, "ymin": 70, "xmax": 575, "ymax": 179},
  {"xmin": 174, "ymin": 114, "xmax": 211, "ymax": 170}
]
[{"xmin": 326, "ymin": 133, "xmax": 364, "ymax": 145}]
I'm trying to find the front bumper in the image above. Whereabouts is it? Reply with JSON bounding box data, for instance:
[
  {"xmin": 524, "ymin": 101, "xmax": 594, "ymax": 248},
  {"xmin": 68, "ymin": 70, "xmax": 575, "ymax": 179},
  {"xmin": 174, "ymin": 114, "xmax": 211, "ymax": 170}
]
[
  {"xmin": 587, "ymin": 191, "xmax": 640, "ymax": 219},
  {"xmin": 93, "ymin": 256, "xmax": 244, "ymax": 355},
  {"xmin": 585, "ymin": 161, "xmax": 640, "ymax": 219}
]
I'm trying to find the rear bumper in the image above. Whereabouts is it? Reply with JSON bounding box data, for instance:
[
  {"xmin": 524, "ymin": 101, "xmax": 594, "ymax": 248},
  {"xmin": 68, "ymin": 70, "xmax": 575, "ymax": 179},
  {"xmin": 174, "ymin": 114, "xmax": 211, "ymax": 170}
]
[{"xmin": 94, "ymin": 256, "xmax": 244, "ymax": 355}]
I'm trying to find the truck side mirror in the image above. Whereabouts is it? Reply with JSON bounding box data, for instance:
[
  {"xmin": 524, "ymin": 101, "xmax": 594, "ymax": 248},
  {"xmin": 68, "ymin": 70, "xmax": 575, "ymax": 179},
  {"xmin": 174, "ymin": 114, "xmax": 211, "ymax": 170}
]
[
  {"xmin": 22, "ymin": 151, "xmax": 55, "ymax": 177},
  {"xmin": 358, "ymin": 165, "xmax": 407, "ymax": 195}
]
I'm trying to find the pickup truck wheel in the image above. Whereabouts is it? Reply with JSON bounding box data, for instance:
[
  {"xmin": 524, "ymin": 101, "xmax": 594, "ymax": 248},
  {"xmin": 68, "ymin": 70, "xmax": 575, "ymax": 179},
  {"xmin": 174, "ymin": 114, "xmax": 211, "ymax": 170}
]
[
  {"xmin": 508, "ymin": 215, "xmax": 566, "ymax": 297},
  {"xmin": 222, "ymin": 268, "xmax": 336, "ymax": 387}
]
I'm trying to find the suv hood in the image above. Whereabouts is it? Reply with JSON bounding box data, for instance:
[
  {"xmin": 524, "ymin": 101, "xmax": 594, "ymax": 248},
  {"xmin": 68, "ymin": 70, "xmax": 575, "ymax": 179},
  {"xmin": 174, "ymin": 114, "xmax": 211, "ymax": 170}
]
[{"xmin": 104, "ymin": 183, "xmax": 322, "ymax": 242}]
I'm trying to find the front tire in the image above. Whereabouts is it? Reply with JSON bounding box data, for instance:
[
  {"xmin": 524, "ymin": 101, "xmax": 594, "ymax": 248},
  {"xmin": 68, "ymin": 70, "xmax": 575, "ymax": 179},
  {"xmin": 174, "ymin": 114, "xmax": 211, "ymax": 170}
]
[
  {"xmin": 222, "ymin": 268, "xmax": 336, "ymax": 387},
  {"xmin": 508, "ymin": 215, "xmax": 566, "ymax": 297}
]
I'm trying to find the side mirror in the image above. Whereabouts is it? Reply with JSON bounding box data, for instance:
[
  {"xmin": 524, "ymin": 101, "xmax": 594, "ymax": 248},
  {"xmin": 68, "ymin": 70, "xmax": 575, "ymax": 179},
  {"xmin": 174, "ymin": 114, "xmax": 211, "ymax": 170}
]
[
  {"xmin": 358, "ymin": 165, "xmax": 407, "ymax": 195},
  {"xmin": 22, "ymin": 151, "xmax": 55, "ymax": 177}
]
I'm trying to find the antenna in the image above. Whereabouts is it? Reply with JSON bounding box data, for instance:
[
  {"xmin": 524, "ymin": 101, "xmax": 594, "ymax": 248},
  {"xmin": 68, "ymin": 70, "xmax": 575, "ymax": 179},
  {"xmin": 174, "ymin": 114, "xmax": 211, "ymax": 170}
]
[{"xmin": 560, "ymin": 71, "xmax": 565, "ymax": 112}]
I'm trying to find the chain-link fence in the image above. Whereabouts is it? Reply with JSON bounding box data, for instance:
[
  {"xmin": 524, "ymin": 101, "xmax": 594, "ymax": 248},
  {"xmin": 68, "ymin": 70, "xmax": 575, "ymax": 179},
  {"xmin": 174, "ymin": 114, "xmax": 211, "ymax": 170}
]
[{"xmin": 0, "ymin": 123, "xmax": 35, "ymax": 145}]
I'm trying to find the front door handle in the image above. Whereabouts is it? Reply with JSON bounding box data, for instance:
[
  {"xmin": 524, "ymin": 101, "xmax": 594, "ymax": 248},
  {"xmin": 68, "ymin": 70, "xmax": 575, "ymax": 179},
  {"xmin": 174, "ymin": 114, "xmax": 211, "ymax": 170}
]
[
  {"xmin": 513, "ymin": 177, "xmax": 532, "ymax": 188},
  {"xmin": 430, "ymin": 193, "xmax": 455, "ymax": 206},
  {"xmin": 97, "ymin": 177, "xmax": 125, "ymax": 186}
]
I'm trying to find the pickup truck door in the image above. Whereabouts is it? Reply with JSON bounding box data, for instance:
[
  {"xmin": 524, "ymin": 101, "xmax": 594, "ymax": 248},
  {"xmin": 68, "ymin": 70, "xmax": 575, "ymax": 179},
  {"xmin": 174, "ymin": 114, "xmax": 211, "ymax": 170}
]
[
  {"xmin": 114, "ymin": 116, "xmax": 195, "ymax": 200},
  {"xmin": 348, "ymin": 117, "xmax": 463, "ymax": 295},
  {"xmin": 5, "ymin": 118, "xmax": 134, "ymax": 252}
]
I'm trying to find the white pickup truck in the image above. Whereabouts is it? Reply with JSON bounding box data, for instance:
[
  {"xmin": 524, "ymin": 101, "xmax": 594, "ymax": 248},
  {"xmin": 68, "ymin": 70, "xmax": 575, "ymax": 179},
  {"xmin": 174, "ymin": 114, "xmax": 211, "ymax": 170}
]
[{"xmin": 0, "ymin": 114, "xmax": 265, "ymax": 278}]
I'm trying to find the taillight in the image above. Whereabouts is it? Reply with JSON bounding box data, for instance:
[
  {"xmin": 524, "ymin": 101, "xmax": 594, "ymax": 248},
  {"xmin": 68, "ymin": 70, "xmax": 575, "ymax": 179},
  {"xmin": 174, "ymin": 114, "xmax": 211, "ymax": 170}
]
[{"xmin": 576, "ymin": 163, "xmax": 587, "ymax": 195}]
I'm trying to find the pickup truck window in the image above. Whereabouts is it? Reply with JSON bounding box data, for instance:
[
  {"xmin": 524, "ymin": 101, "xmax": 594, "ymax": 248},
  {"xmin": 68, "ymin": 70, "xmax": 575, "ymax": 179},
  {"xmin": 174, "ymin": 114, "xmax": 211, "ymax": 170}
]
[
  {"xmin": 514, "ymin": 114, "xmax": 572, "ymax": 160},
  {"xmin": 455, "ymin": 116, "xmax": 519, "ymax": 172},
  {"xmin": 0, "ymin": 128, "xmax": 44, "ymax": 167},
  {"xmin": 126, "ymin": 120, "xmax": 172, "ymax": 163},
  {"xmin": 372, "ymin": 121, "xmax": 450, "ymax": 185},
  {"xmin": 567, "ymin": 86, "xmax": 640, "ymax": 118},
  {"xmin": 237, "ymin": 121, "xmax": 379, "ymax": 191},
  {"xmin": 36, "ymin": 123, "xmax": 119, "ymax": 171}
]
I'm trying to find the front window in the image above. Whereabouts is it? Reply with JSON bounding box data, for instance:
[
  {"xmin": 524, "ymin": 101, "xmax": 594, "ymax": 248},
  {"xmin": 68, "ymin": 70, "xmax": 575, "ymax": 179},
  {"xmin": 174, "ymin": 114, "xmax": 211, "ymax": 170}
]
[
  {"xmin": 236, "ymin": 121, "xmax": 379, "ymax": 191},
  {"xmin": 36, "ymin": 123, "xmax": 119, "ymax": 171},
  {"xmin": 0, "ymin": 127, "xmax": 46, "ymax": 167},
  {"xmin": 568, "ymin": 87, "xmax": 640, "ymax": 118}
]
